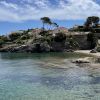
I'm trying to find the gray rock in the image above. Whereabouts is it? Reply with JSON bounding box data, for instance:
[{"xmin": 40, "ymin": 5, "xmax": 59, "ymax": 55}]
[
  {"xmin": 40, "ymin": 42, "xmax": 50, "ymax": 52},
  {"xmin": 33, "ymin": 42, "xmax": 50, "ymax": 52},
  {"xmin": 90, "ymin": 49, "xmax": 97, "ymax": 53},
  {"xmin": 72, "ymin": 57, "xmax": 95, "ymax": 64},
  {"xmin": 95, "ymin": 57, "xmax": 100, "ymax": 63}
]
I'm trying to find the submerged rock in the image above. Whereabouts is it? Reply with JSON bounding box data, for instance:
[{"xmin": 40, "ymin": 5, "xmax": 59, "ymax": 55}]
[
  {"xmin": 90, "ymin": 49, "xmax": 97, "ymax": 53},
  {"xmin": 72, "ymin": 57, "xmax": 95, "ymax": 64}
]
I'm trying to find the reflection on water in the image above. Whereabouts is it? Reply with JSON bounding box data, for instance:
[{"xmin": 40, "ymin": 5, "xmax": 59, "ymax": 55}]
[
  {"xmin": 0, "ymin": 52, "xmax": 91, "ymax": 60},
  {"xmin": 0, "ymin": 53, "xmax": 100, "ymax": 100}
]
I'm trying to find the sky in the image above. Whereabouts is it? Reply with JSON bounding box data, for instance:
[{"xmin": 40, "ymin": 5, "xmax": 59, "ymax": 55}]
[{"xmin": 0, "ymin": 0, "xmax": 100, "ymax": 35}]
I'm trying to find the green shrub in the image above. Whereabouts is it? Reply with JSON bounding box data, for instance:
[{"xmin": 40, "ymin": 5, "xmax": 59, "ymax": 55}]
[
  {"xmin": 39, "ymin": 31, "xmax": 48, "ymax": 36},
  {"xmin": 0, "ymin": 39, "xmax": 5, "ymax": 46},
  {"xmin": 35, "ymin": 37, "xmax": 46, "ymax": 43},
  {"xmin": 46, "ymin": 36, "xmax": 52, "ymax": 44},
  {"xmin": 9, "ymin": 33, "xmax": 21, "ymax": 41},
  {"xmin": 0, "ymin": 36, "xmax": 9, "ymax": 42},
  {"xmin": 15, "ymin": 38, "xmax": 24, "ymax": 44},
  {"xmin": 54, "ymin": 32, "xmax": 66, "ymax": 42},
  {"xmin": 0, "ymin": 36, "xmax": 9, "ymax": 46},
  {"xmin": 20, "ymin": 35, "xmax": 30, "ymax": 40}
]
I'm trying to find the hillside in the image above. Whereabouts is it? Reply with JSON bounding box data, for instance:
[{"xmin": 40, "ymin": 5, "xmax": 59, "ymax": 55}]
[{"xmin": 0, "ymin": 27, "xmax": 98, "ymax": 53}]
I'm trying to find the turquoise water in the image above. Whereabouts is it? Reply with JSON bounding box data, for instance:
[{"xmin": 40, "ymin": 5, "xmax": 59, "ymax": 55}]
[{"xmin": 0, "ymin": 53, "xmax": 100, "ymax": 100}]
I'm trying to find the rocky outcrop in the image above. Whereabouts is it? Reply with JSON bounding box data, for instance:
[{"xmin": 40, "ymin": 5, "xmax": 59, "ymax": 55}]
[
  {"xmin": 72, "ymin": 57, "xmax": 95, "ymax": 64},
  {"xmin": 0, "ymin": 45, "xmax": 33, "ymax": 52},
  {"xmin": 33, "ymin": 42, "xmax": 50, "ymax": 52},
  {"xmin": 90, "ymin": 49, "xmax": 97, "ymax": 53},
  {"xmin": 72, "ymin": 57, "xmax": 100, "ymax": 64},
  {"xmin": 0, "ymin": 43, "xmax": 51, "ymax": 53},
  {"xmin": 71, "ymin": 34, "xmax": 90, "ymax": 50},
  {"xmin": 0, "ymin": 28, "xmax": 96, "ymax": 53}
]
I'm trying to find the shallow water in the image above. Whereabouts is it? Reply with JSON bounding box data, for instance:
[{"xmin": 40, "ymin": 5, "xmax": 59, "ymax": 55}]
[{"xmin": 0, "ymin": 53, "xmax": 100, "ymax": 100}]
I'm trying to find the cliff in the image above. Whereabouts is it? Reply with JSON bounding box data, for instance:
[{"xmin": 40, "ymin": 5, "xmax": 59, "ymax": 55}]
[{"xmin": 0, "ymin": 28, "xmax": 95, "ymax": 53}]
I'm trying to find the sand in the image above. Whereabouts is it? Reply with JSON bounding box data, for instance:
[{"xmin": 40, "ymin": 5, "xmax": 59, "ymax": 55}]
[{"xmin": 75, "ymin": 50, "xmax": 100, "ymax": 57}]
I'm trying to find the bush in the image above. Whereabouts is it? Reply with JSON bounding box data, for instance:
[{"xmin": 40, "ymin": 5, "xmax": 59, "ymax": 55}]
[
  {"xmin": 39, "ymin": 31, "xmax": 48, "ymax": 36},
  {"xmin": 20, "ymin": 35, "xmax": 30, "ymax": 40},
  {"xmin": 0, "ymin": 36, "xmax": 9, "ymax": 46},
  {"xmin": 0, "ymin": 39, "xmax": 5, "ymax": 46},
  {"xmin": 0, "ymin": 36, "xmax": 8, "ymax": 42},
  {"xmin": 15, "ymin": 38, "xmax": 24, "ymax": 44},
  {"xmin": 9, "ymin": 33, "xmax": 21, "ymax": 41},
  {"xmin": 54, "ymin": 32, "xmax": 66, "ymax": 42},
  {"xmin": 46, "ymin": 36, "xmax": 52, "ymax": 44}
]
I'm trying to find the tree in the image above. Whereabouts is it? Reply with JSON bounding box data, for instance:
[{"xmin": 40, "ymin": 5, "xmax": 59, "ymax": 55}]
[
  {"xmin": 40, "ymin": 17, "xmax": 52, "ymax": 30},
  {"xmin": 0, "ymin": 36, "xmax": 9, "ymax": 47},
  {"xmin": 9, "ymin": 33, "xmax": 21, "ymax": 41},
  {"xmin": 52, "ymin": 22, "xmax": 59, "ymax": 28},
  {"xmin": 48, "ymin": 21, "xmax": 52, "ymax": 30},
  {"xmin": 84, "ymin": 16, "xmax": 99, "ymax": 30}
]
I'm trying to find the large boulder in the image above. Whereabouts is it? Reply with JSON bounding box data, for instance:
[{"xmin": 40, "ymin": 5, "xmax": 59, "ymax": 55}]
[
  {"xmin": 40, "ymin": 42, "xmax": 50, "ymax": 52},
  {"xmin": 90, "ymin": 49, "xmax": 97, "ymax": 53},
  {"xmin": 0, "ymin": 44, "xmax": 18, "ymax": 52},
  {"xmin": 13, "ymin": 45, "xmax": 30, "ymax": 52},
  {"xmin": 0, "ymin": 44, "xmax": 35, "ymax": 53},
  {"xmin": 33, "ymin": 42, "xmax": 50, "ymax": 52}
]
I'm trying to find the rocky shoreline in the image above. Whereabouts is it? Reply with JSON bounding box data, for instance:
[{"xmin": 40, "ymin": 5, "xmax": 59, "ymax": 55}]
[
  {"xmin": 0, "ymin": 28, "xmax": 100, "ymax": 53},
  {"xmin": 1, "ymin": 16, "xmax": 100, "ymax": 54},
  {"xmin": 75, "ymin": 50, "xmax": 100, "ymax": 57},
  {"xmin": 0, "ymin": 28, "xmax": 86, "ymax": 53}
]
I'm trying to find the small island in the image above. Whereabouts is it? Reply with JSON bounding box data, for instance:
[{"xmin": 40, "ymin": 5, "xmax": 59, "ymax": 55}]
[{"xmin": 0, "ymin": 16, "xmax": 100, "ymax": 54}]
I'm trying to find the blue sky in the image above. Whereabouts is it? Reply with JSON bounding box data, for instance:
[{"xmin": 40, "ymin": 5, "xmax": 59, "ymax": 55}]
[{"xmin": 0, "ymin": 0, "xmax": 100, "ymax": 35}]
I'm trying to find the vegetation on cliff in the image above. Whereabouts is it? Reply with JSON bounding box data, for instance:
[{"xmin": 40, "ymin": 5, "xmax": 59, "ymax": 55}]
[{"xmin": 0, "ymin": 16, "xmax": 100, "ymax": 53}]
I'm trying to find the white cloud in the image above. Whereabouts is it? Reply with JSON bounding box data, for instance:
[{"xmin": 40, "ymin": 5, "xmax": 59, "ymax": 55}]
[
  {"xmin": 0, "ymin": 1, "xmax": 18, "ymax": 10},
  {"xmin": 0, "ymin": 0, "xmax": 100, "ymax": 22}
]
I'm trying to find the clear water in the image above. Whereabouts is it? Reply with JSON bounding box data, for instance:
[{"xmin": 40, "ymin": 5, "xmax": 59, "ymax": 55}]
[{"xmin": 0, "ymin": 53, "xmax": 100, "ymax": 100}]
